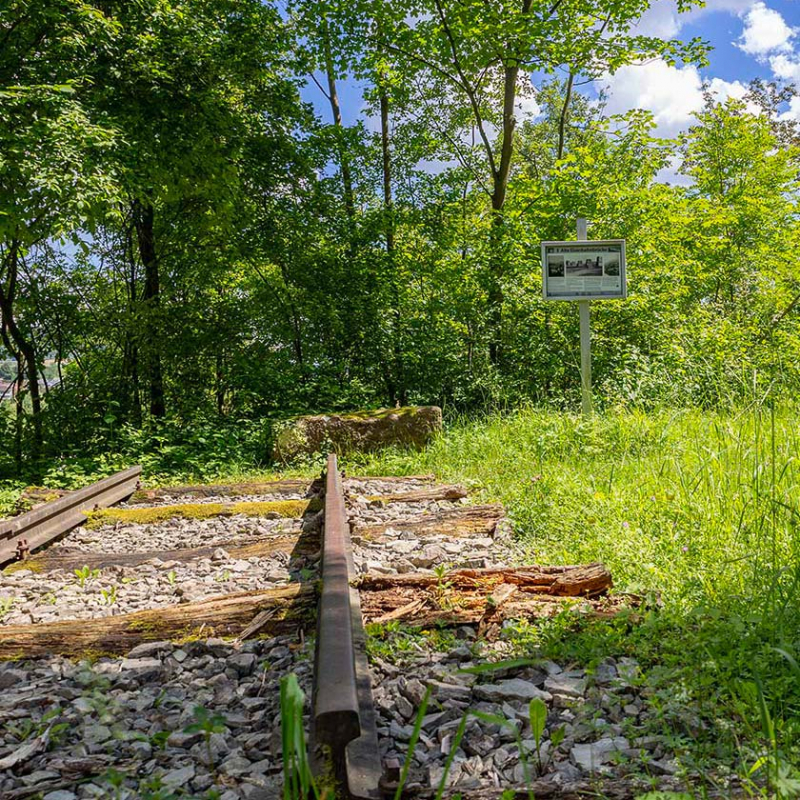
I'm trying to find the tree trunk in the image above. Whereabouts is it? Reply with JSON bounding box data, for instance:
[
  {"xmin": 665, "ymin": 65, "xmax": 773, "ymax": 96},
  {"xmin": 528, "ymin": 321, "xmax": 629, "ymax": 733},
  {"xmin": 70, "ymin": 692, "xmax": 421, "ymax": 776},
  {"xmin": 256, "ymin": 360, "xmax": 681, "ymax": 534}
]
[
  {"xmin": 322, "ymin": 19, "xmax": 355, "ymax": 219},
  {"xmin": 133, "ymin": 200, "xmax": 166, "ymax": 418},
  {"xmin": 0, "ymin": 242, "xmax": 42, "ymax": 459},
  {"xmin": 557, "ymin": 71, "xmax": 575, "ymax": 161},
  {"xmin": 122, "ymin": 224, "xmax": 142, "ymax": 426},
  {"xmin": 486, "ymin": 0, "xmax": 533, "ymax": 366},
  {"xmin": 2, "ymin": 331, "xmax": 23, "ymax": 475},
  {"xmin": 14, "ymin": 352, "xmax": 22, "ymax": 473},
  {"xmin": 488, "ymin": 202, "xmax": 505, "ymax": 366},
  {"xmin": 379, "ymin": 80, "xmax": 405, "ymax": 405},
  {"xmin": 215, "ymin": 351, "xmax": 225, "ymax": 415}
]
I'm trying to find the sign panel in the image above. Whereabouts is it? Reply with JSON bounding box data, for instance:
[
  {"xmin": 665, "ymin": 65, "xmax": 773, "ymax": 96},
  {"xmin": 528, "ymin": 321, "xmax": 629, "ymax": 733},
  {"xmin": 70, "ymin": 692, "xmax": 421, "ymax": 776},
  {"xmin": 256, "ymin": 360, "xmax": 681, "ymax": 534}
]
[{"xmin": 541, "ymin": 239, "xmax": 626, "ymax": 301}]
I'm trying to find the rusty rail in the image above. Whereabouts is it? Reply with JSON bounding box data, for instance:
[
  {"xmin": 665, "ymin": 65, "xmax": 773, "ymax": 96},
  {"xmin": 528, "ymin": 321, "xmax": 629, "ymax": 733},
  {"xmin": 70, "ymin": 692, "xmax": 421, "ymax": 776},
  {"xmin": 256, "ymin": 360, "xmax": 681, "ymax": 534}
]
[
  {"xmin": 0, "ymin": 466, "xmax": 142, "ymax": 567},
  {"xmin": 312, "ymin": 454, "xmax": 381, "ymax": 799}
]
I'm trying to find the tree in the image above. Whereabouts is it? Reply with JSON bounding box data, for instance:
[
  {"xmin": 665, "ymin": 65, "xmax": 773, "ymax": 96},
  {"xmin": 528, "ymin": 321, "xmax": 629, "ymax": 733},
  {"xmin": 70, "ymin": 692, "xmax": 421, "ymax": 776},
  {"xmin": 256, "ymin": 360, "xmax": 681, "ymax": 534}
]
[
  {"xmin": 87, "ymin": 0, "xmax": 305, "ymax": 420},
  {"xmin": 0, "ymin": 1, "xmax": 119, "ymax": 462},
  {"xmin": 383, "ymin": 0, "xmax": 707, "ymax": 364}
]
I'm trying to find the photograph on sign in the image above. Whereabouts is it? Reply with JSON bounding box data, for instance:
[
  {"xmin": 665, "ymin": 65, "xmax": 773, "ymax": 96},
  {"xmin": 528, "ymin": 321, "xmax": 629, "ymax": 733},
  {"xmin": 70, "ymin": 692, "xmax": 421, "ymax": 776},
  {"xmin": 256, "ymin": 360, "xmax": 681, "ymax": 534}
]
[{"xmin": 541, "ymin": 240, "xmax": 626, "ymax": 301}]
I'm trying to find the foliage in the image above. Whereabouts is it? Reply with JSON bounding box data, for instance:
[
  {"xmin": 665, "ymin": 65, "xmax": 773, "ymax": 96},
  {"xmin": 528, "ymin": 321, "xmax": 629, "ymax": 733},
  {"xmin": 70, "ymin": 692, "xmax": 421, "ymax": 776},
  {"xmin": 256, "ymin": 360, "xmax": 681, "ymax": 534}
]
[
  {"xmin": 0, "ymin": 1, "xmax": 797, "ymax": 475},
  {"xmin": 349, "ymin": 402, "xmax": 800, "ymax": 786}
]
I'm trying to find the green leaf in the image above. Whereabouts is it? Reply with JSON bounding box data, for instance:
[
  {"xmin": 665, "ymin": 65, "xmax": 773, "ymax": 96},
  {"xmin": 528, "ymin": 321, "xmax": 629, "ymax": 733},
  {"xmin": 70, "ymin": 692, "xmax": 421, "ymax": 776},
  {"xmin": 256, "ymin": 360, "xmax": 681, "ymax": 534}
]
[{"xmin": 529, "ymin": 697, "xmax": 547, "ymax": 747}]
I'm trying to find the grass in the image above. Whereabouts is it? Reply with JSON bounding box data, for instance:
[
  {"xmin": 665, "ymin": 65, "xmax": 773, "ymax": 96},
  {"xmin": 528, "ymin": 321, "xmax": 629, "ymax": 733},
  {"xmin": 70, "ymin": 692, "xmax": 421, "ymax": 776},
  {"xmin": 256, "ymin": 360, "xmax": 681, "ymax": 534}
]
[
  {"xmin": 5, "ymin": 403, "xmax": 800, "ymax": 790},
  {"xmin": 343, "ymin": 404, "xmax": 800, "ymax": 789}
]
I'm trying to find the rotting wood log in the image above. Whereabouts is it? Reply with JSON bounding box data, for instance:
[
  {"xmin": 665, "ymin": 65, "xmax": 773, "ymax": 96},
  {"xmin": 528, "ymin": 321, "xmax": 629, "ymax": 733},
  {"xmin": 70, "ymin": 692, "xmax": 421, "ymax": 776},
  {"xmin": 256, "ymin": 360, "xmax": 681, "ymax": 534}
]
[
  {"xmin": 360, "ymin": 564, "xmax": 619, "ymax": 630},
  {"xmin": 355, "ymin": 485, "xmax": 468, "ymax": 505},
  {"xmin": 351, "ymin": 504, "xmax": 504, "ymax": 541},
  {"xmin": 0, "ymin": 586, "xmax": 316, "ymax": 659},
  {"xmin": 128, "ymin": 479, "xmax": 314, "ymax": 504},
  {"xmin": 4, "ymin": 530, "xmax": 320, "ymax": 574},
  {"xmin": 358, "ymin": 564, "xmax": 612, "ymax": 596}
]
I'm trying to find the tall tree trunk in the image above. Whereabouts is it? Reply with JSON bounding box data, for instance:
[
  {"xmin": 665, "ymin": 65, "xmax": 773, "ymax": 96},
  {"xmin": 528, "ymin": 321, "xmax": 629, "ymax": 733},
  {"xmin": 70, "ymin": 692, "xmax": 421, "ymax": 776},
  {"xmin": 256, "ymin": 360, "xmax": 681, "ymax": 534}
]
[
  {"xmin": 379, "ymin": 80, "xmax": 405, "ymax": 405},
  {"xmin": 14, "ymin": 351, "xmax": 23, "ymax": 473},
  {"xmin": 557, "ymin": 72, "xmax": 575, "ymax": 162},
  {"xmin": 133, "ymin": 200, "xmax": 166, "ymax": 418},
  {"xmin": 322, "ymin": 19, "xmax": 355, "ymax": 219},
  {"xmin": 122, "ymin": 224, "xmax": 142, "ymax": 426},
  {"xmin": 1, "ymin": 324, "xmax": 22, "ymax": 474},
  {"xmin": 215, "ymin": 352, "xmax": 225, "ymax": 416},
  {"xmin": 0, "ymin": 241, "xmax": 42, "ymax": 459},
  {"xmin": 486, "ymin": 0, "xmax": 533, "ymax": 366}
]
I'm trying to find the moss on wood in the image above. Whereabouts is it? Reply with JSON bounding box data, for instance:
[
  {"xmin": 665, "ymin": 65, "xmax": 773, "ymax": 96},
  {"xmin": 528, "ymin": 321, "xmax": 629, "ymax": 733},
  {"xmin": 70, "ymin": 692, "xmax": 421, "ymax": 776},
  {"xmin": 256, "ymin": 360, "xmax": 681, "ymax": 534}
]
[{"xmin": 84, "ymin": 498, "xmax": 320, "ymax": 528}]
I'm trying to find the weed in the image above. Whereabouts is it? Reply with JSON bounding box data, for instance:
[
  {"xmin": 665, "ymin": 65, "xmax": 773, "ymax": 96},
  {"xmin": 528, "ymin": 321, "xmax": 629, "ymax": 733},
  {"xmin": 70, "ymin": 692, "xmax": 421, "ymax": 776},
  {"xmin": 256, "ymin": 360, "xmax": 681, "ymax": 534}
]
[
  {"xmin": 345, "ymin": 406, "xmax": 800, "ymax": 779},
  {"xmin": 101, "ymin": 585, "xmax": 118, "ymax": 605},
  {"xmin": 74, "ymin": 565, "xmax": 100, "ymax": 588},
  {"xmin": 0, "ymin": 596, "xmax": 15, "ymax": 621},
  {"xmin": 184, "ymin": 705, "xmax": 227, "ymax": 770},
  {"xmin": 280, "ymin": 673, "xmax": 328, "ymax": 799},
  {"xmin": 366, "ymin": 621, "xmax": 457, "ymax": 662}
]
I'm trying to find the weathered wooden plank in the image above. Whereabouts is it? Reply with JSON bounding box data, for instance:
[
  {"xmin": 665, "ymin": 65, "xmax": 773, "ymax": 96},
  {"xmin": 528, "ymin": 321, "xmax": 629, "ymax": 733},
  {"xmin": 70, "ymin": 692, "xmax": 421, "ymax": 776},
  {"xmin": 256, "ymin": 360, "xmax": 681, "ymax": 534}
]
[
  {"xmin": 0, "ymin": 586, "xmax": 315, "ymax": 659},
  {"xmin": 4, "ymin": 531, "xmax": 319, "ymax": 574},
  {"xmin": 355, "ymin": 486, "xmax": 468, "ymax": 505},
  {"xmin": 128, "ymin": 479, "xmax": 314, "ymax": 503},
  {"xmin": 351, "ymin": 504, "xmax": 504, "ymax": 541},
  {"xmin": 360, "ymin": 564, "xmax": 616, "ymax": 629}
]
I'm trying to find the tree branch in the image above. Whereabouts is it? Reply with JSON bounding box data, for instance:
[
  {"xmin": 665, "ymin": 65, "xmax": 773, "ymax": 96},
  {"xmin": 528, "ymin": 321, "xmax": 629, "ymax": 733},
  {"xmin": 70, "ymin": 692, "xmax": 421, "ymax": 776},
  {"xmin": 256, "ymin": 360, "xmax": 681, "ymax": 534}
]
[{"xmin": 433, "ymin": 0, "xmax": 498, "ymax": 177}]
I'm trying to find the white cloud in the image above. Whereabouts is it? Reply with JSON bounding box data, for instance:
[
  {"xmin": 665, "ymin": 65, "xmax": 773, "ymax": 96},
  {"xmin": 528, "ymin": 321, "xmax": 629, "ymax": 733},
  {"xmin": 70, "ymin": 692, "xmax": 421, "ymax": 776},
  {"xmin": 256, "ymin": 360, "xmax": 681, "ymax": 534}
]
[
  {"xmin": 516, "ymin": 95, "xmax": 542, "ymax": 120},
  {"xmin": 779, "ymin": 96, "xmax": 800, "ymax": 121},
  {"xmin": 516, "ymin": 74, "xmax": 542, "ymax": 120},
  {"xmin": 600, "ymin": 60, "xmax": 759, "ymax": 137},
  {"xmin": 770, "ymin": 53, "xmax": 800, "ymax": 81},
  {"xmin": 633, "ymin": 3, "xmax": 681, "ymax": 38},
  {"xmin": 655, "ymin": 154, "xmax": 694, "ymax": 186},
  {"xmin": 737, "ymin": 2, "xmax": 796, "ymax": 55},
  {"xmin": 633, "ymin": 0, "xmax": 753, "ymax": 39}
]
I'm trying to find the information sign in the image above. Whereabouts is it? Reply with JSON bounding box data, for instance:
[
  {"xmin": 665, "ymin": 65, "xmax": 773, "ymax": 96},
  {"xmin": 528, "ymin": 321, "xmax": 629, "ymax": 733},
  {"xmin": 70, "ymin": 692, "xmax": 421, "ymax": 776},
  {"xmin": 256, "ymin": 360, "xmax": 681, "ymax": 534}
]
[{"xmin": 541, "ymin": 239, "xmax": 626, "ymax": 301}]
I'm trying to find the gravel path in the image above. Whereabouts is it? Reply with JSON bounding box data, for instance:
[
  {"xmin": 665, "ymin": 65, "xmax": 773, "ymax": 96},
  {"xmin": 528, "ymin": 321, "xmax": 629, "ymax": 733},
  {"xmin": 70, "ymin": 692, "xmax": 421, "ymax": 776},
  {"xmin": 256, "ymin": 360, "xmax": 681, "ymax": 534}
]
[
  {"xmin": 369, "ymin": 635, "xmax": 689, "ymax": 795},
  {"xmin": 0, "ymin": 637, "xmax": 310, "ymax": 800},
  {"xmin": 0, "ymin": 476, "xmax": 705, "ymax": 798}
]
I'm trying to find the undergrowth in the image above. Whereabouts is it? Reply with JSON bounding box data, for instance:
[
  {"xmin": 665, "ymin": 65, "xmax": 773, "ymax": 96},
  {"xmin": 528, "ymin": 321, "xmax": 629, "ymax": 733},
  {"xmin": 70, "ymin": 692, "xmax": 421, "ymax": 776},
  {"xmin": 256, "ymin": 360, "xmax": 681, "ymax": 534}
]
[
  {"xmin": 346, "ymin": 403, "xmax": 800, "ymax": 790},
  {"xmin": 5, "ymin": 402, "xmax": 800, "ymax": 790}
]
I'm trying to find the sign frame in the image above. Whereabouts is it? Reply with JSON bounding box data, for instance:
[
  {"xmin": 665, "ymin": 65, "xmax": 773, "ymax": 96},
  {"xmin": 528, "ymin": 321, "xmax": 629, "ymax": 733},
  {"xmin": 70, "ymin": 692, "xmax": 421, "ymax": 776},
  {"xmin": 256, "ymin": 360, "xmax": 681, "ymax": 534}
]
[{"xmin": 541, "ymin": 238, "xmax": 627, "ymax": 302}]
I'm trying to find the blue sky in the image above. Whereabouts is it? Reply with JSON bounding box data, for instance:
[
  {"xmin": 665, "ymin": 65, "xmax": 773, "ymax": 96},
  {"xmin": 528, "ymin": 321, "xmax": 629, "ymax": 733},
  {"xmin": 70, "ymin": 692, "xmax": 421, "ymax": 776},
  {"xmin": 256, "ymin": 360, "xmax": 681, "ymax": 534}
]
[{"xmin": 303, "ymin": 0, "xmax": 800, "ymax": 135}]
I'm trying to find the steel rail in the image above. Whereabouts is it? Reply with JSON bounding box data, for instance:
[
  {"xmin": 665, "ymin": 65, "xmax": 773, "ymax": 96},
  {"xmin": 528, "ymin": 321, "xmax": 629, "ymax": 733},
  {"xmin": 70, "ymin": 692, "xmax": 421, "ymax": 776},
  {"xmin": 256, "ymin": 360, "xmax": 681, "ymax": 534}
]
[
  {"xmin": 0, "ymin": 466, "xmax": 142, "ymax": 567},
  {"xmin": 313, "ymin": 454, "xmax": 381, "ymax": 799}
]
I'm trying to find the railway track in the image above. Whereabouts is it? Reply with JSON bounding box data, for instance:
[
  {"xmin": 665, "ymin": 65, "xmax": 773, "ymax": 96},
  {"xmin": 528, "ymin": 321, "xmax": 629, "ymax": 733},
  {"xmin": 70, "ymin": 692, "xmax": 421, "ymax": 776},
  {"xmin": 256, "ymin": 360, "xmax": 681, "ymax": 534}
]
[{"xmin": 0, "ymin": 459, "xmax": 668, "ymax": 800}]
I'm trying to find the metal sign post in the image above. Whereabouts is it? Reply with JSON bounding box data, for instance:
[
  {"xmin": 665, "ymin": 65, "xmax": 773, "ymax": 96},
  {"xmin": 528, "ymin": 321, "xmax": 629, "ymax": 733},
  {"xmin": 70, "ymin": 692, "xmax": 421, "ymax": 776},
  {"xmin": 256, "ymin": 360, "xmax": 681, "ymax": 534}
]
[
  {"xmin": 540, "ymin": 219, "xmax": 627, "ymax": 418},
  {"xmin": 576, "ymin": 218, "xmax": 592, "ymax": 416}
]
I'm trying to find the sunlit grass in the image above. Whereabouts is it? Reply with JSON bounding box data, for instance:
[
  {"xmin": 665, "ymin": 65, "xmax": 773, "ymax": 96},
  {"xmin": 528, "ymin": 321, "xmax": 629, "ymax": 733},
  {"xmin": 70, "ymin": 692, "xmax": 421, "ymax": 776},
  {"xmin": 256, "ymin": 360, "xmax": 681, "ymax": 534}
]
[
  {"xmin": 346, "ymin": 405, "xmax": 800, "ymax": 609},
  {"xmin": 345, "ymin": 404, "xmax": 800, "ymax": 779}
]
